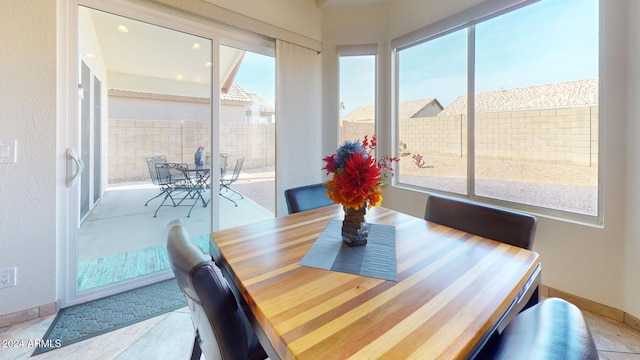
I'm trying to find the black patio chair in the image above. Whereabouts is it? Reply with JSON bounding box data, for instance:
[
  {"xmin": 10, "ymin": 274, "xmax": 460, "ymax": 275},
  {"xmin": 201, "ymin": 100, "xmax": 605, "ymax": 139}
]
[
  {"xmin": 151, "ymin": 162, "xmax": 191, "ymax": 217},
  {"xmin": 220, "ymin": 157, "xmax": 244, "ymax": 207},
  {"xmin": 145, "ymin": 155, "xmax": 169, "ymax": 206},
  {"xmin": 220, "ymin": 153, "xmax": 228, "ymax": 177}
]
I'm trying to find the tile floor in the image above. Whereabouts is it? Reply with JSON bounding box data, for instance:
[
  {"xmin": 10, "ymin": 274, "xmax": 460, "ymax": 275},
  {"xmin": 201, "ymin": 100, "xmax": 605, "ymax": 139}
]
[
  {"xmin": 1, "ymin": 300, "xmax": 640, "ymax": 360},
  {"xmin": 1, "ymin": 307, "xmax": 194, "ymax": 360}
]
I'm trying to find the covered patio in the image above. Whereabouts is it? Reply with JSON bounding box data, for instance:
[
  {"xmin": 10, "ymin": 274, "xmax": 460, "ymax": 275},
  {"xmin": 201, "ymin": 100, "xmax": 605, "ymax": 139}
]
[{"xmin": 77, "ymin": 170, "xmax": 275, "ymax": 292}]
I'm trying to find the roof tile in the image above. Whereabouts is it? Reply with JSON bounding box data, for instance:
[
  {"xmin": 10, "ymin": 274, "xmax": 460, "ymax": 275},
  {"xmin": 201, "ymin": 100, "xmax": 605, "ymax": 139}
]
[{"xmin": 439, "ymin": 78, "xmax": 597, "ymax": 116}]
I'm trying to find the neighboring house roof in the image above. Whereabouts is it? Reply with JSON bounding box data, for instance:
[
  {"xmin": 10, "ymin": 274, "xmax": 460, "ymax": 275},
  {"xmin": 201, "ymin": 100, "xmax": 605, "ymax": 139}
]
[
  {"xmin": 439, "ymin": 78, "xmax": 598, "ymax": 116},
  {"xmin": 341, "ymin": 98, "xmax": 442, "ymax": 122},
  {"xmin": 399, "ymin": 98, "xmax": 442, "ymax": 119},
  {"xmin": 221, "ymin": 82, "xmax": 252, "ymax": 103},
  {"xmin": 248, "ymin": 93, "xmax": 275, "ymax": 113},
  {"xmin": 341, "ymin": 104, "xmax": 375, "ymax": 122}
]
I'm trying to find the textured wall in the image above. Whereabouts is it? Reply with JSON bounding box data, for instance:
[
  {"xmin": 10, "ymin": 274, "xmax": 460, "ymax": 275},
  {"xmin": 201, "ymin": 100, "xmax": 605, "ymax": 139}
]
[
  {"xmin": 623, "ymin": 0, "xmax": 640, "ymax": 320},
  {"xmin": 0, "ymin": 1, "xmax": 57, "ymax": 316}
]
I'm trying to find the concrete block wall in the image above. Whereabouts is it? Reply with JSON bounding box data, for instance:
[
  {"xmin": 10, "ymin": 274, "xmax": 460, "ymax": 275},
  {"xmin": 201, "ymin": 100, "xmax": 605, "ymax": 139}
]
[
  {"xmin": 109, "ymin": 119, "xmax": 189, "ymax": 182},
  {"xmin": 475, "ymin": 106, "xmax": 598, "ymax": 166},
  {"xmin": 399, "ymin": 115, "xmax": 467, "ymax": 158},
  {"xmin": 340, "ymin": 121, "xmax": 375, "ymax": 145},
  {"xmin": 108, "ymin": 119, "xmax": 274, "ymax": 183},
  {"xmin": 181, "ymin": 120, "xmax": 211, "ymax": 165},
  {"xmin": 220, "ymin": 122, "xmax": 275, "ymax": 171},
  {"xmin": 345, "ymin": 105, "xmax": 598, "ymax": 167},
  {"xmin": 109, "ymin": 105, "xmax": 595, "ymax": 183}
]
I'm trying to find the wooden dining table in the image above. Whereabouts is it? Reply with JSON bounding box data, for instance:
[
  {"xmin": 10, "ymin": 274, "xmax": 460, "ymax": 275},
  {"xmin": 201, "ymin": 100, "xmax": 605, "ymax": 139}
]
[{"xmin": 209, "ymin": 205, "xmax": 541, "ymax": 360}]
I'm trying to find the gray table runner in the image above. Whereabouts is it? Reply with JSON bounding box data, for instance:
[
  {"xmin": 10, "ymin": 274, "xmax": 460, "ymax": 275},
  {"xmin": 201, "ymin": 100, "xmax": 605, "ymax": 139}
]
[{"xmin": 299, "ymin": 220, "xmax": 397, "ymax": 281}]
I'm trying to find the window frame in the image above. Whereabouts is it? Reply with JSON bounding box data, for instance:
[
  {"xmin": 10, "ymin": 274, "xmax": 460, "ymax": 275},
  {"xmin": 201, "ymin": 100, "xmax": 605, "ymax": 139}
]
[{"xmin": 391, "ymin": 0, "xmax": 603, "ymax": 224}]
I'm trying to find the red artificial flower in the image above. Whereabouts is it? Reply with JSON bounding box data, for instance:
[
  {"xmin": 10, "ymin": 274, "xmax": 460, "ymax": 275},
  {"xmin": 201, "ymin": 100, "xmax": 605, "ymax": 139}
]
[
  {"xmin": 327, "ymin": 152, "xmax": 381, "ymax": 209},
  {"xmin": 341, "ymin": 152, "xmax": 381, "ymax": 196},
  {"xmin": 322, "ymin": 154, "xmax": 338, "ymax": 174},
  {"xmin": 323, "ymin": 134, "xmax": 399, "ymax": 209}
]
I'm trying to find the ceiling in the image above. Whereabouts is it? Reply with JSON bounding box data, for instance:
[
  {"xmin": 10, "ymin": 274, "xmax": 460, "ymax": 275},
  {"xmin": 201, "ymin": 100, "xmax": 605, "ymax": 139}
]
[
  {"xmin": 83, "ymin": 1, "xmax": 391, "ymax": 88},
  {"xmin": 85, "ymin": 7, "xmax": 244, "ymax": 88},
  {"xmin": 316, "ymin": 0, "xmax": 391, "ymax": 8}
]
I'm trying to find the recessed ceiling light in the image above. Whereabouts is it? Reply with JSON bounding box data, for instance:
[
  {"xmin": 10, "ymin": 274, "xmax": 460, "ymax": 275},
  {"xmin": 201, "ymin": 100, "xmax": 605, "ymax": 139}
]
[
  {"xmin": 176, "ymin": 74, "xmax": 183, "ymax": 80},
  {"xmin": 192, "ymin": 43, "xmax": 201, "ymax": 50},
  {"xmin": 205, "ymin": 62, "xmax": 212, "ymax": 67},
  {"xmin": 85, "ymin": 53, "xmax": 96, "ymax": 58},
  {"xmin": 117, "ymin": 25, "xmax": 129, "ymax": 33},
  {"xmin": 195, "ymin": 77, "xmax": 201, "ymax": 83}
]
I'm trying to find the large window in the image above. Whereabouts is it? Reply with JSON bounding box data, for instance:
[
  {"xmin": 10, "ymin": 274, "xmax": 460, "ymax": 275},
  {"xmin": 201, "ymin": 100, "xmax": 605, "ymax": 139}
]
[
  {"xmin": 338, "ymin": 46, "xmax": 377, "ymax": 144},
  {"xmin": 395, "ymin": 0, "xmax": 599, "ymax": 218},
  {"xmin": 398, "ymin": 29, "xmax": 467, "ymax": 194}
]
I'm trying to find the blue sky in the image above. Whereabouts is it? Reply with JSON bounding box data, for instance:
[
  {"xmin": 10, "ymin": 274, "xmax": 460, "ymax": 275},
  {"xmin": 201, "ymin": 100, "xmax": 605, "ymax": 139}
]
[
  {"xmin": 398, "ymin": 0, "xmax": 598, "ymax": 108},
  {"xmin": 339, "ymin": 55, "xmax": 377, "ymax": 116},
  {"xmin": 233, "ymin": 0, "xmax": 598, "ymax": 115},
  {"xmin": 234, "ymin": 52, "xmax": 276, "ymax": 106}
]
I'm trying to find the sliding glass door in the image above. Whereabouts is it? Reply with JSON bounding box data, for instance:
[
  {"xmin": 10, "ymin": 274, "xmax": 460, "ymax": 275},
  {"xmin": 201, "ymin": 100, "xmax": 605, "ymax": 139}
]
[
  {"xmin": 64, "ymin": 0, "xmax": 278, "ymax": 307},
  {"xmin": 64, "ymin": 1, "xmax": 218, "ymax": 306},
  {"xmin": 218, "ymin": 45, "xmax": 276, "ymax": 229}
]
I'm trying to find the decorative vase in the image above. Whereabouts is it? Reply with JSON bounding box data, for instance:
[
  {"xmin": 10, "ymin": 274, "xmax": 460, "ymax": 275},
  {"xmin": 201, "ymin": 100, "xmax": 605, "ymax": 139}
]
[{"xmin": 342, "ymin": 206, "xmax": 368, "ymax": 247}]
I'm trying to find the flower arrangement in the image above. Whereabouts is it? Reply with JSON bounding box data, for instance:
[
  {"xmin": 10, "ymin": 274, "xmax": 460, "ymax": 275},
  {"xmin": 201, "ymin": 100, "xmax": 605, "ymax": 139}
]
[{"xmin": 322, "ymin": 135, "xmax": 399, "ymax": 210}]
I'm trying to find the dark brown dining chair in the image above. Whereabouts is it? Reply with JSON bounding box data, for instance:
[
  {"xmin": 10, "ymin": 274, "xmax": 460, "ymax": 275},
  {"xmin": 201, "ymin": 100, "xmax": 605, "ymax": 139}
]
[
  {"xmin": 486, "ymin": 298, "xmax": 599, "ymax": 360},
  {"xmin": 166, "ymin": 219, "xmax": 267, "ymax": 360},
  {"xmin": 284, "ymin": 183, "xmax": 334, "ymax": 214},
  {"xmin": 424, "ymin": 194, "xmax": 537, "ymax": 250}
]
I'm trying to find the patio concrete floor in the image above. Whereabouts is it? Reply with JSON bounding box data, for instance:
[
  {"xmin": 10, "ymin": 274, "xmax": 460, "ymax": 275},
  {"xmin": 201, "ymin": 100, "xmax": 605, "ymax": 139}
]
[{"xmin": 79, "ymin": 176, "xmax": 275, "ymax": 261}]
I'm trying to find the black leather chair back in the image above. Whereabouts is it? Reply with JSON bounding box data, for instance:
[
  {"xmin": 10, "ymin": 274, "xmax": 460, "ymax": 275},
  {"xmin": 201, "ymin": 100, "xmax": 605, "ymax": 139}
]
[
  {"xmin": 425, "ymin": 195, "xmax": 537, "ymax": 250},
  {"xmin": 284, "ymin": 183, "xmax": 334, "ymax": 214},
  {"xmin": 167, "ymin": 220, "xmax": 266, "ymax": 360}
]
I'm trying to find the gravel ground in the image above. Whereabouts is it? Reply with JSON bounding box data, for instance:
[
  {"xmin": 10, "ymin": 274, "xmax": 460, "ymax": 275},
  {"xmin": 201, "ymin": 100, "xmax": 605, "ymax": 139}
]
[{"xmin": 399, "ymin": 154, "xmax": 598, "ymax": 215}]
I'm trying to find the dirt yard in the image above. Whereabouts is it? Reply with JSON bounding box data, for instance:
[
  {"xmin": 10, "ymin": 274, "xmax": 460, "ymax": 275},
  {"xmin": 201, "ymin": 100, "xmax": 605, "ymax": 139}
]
[
  {"xmin": 397, "ymin": 154, "xmax": 598, "ymax": 215},
  {"xmin": 399, "ymin": 154, "xmax": 597, "ymax": 187}
]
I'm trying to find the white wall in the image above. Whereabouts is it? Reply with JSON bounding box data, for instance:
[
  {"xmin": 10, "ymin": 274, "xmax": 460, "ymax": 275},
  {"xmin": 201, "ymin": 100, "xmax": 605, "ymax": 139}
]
[
  {"xmin": 321, "ymin": 0, "xmax": 636, "ymax": 318},
  {"xmin": 0, "ymin": 1, "xmax": 57, "ymax": 315},
  {"xmin": 624, "ymin": 0, "xmax": 640, "ymax": 319},
  {"xmin": 220, "ymin": 102, "xmax": 248, "ymax": 123}
]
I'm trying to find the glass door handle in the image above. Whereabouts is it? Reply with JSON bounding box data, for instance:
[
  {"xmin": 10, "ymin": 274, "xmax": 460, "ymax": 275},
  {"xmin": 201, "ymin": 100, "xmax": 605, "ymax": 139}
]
[{"xmin": 66, "ymin": 147, "xmax": 84, "ymax": 188}]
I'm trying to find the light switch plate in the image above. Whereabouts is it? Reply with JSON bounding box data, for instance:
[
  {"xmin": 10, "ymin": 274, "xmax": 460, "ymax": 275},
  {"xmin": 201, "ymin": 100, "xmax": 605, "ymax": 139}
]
[{"xmin": 0, "ymin": 139, "xmax": 17, "ymax": 163}]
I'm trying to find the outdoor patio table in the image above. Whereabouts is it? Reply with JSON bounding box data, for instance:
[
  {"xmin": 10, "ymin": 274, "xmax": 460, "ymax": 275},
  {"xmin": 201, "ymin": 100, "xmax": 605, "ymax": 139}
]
[{"xmin": 177, "ymin": 166, "xmax": 210, "ymax": 217}]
